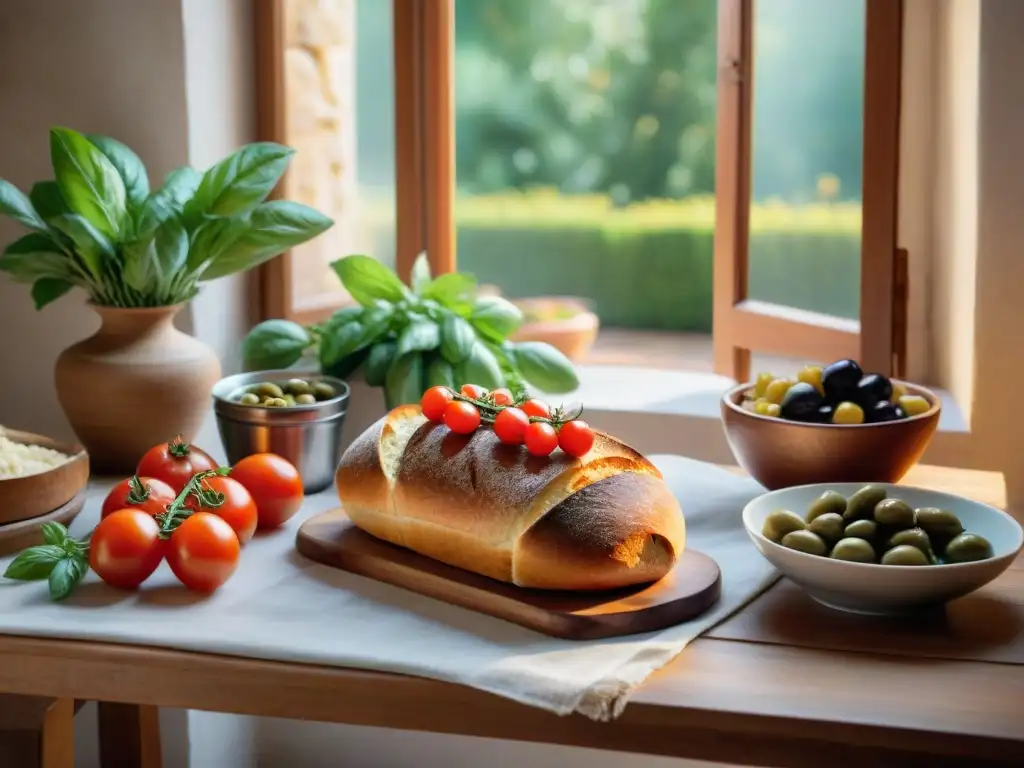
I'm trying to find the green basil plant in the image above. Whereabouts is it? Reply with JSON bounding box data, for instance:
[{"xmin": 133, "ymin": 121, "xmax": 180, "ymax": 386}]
[
  {"xmin": 242, "ymin": 254, "xmax": 580, "ymax": 407},
  {"xmin": 0, "ymin": 127, "xmax": 333, "ymax": 309}
]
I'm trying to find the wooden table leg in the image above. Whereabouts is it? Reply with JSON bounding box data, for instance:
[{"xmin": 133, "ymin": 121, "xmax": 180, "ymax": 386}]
[
  {"xmin": 98, "ymin": 702, "xmax": 162, "ymax": 768},
  {"xmin": 0, "ymin": 694, "xmax": 75, "ymax": 768}
]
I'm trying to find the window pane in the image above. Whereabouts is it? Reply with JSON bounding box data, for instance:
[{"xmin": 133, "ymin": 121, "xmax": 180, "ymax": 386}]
[
  {"xmin": 284, "ymin": 0, "xmax": 396, "ymax": 309},
  {"xmin": 746, "ymin": 0, "xmax": 865, "ymax": 320}
]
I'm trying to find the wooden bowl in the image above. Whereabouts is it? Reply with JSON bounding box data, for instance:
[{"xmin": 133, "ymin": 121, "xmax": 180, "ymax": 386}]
[
  {"xmin": 0, "ymin": 429, "xmax": 90, "ymax": 525},
  {"xmin": 720, "ymin": 381, "xmax": 941, "ymax": 490}
]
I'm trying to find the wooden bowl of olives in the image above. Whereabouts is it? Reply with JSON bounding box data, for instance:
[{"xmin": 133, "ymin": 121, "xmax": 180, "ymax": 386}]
[
  {"xmin": 721, "ymin": 359, "xmax": 941, "ymax": 490},
  {"xmin": 743, "ymin": 482, "xmax": 1022, "ymax": 614}
]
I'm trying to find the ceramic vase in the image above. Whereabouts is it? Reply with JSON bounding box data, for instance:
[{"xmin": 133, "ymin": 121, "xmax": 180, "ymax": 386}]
[{"xmin": 54, "ymin": 304, "xmax": 221, "ymax": 474}]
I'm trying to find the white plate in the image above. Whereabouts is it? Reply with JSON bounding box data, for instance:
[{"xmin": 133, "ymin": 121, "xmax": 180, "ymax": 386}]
[{"xmin": 742, "ymin": 482, "xmax": 1023, "ymax": 614}]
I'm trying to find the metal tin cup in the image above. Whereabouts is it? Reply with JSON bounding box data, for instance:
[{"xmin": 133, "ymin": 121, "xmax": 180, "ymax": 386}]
[{"xmin": 211, "ymin": 370, "xmax": 350, "ymax": 494}]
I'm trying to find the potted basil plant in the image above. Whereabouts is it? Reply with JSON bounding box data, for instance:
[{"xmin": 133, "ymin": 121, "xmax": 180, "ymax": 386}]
[
  {"xmin": 0, "ymin": 127, "xmax": 332, "ymax": 471},
  {"xmin": 242, "ymin": 254, "xmax": 580, "ymax": 407}
]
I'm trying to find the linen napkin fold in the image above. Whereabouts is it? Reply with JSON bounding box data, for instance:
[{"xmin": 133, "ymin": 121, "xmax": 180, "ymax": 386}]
[{"xmin": 0, "ymin": 455, "xmax": 778, "ymax": 720}]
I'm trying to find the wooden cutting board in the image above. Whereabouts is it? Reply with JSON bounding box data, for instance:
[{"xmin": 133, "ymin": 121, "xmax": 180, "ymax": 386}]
[
  {"xmin": 296, "ymin": 507, "xmax": 722, "ymax": 640},
  {"xmin": 0, "ymin": 494, "xmax": 86, "ymax": 557}
]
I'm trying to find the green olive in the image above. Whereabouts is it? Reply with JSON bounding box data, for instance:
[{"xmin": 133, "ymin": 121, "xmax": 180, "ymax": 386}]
[
  {"xmin": 239, "ymin": 392, "xmax": 261, "ymax": 406},
  {"xmin": 781, "ymin": 530, "xmax": 828, "ymax": 557},
  {"xmin": 881, "ymin": 544, "xmax": 930, "ymax": 566},
  {"xmin": 915, "ymin": 507, "xmax": 965, "ymax": 540},
  {"xmin": 295, "ymin": 393, "xmax": 317, "ymax": 405},
  {"xmin": 256, "ymin": 382, "xmax": 285, "ymax": 399},
  {"xmin": 886, "ymin": 527, "xmax": 933, "ymax": 556},
  {"xmin": 283, "ymin": 394, "xmax": 297, "ymax": 406},
  {"xmin": 805, "ymin": 490, "xmax": 847, "ymax": 523},
  {"xmin": 943, "ymin": 533, "xmax": 994, "ymax": 563},
  {"xmin": 830, "ymin": 537, "xmax": 876, "ymax": 563},
  {"xmin": 844, "ymin": 519, "xmax": 877, "ymax": 541},
  {"xmin": 264, "ymin": 397, "xmax": 289, "ymax": 407},
  {"xmin": 808, "ymin": 512, "xmax": 845, "ymax": 545},
  {"xmin": 285, "ymin": 378, "xmax": 313, "ymax": 396},
  {"xmin": 762, "ymin": 509, "xmax": 807, "ymax": 543},
  {"xmin": 844, "ymin": 484, "xmax": 887, "ymax": 521},
  {"xmin": 873, "ymin": 498, "xmax": 915, "ymax": 528},
  {"xmin": 312, "ymin": 382, "xmax": 337, "ymax": 400}
]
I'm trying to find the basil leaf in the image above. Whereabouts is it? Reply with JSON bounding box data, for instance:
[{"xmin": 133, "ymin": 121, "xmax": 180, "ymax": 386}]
[
  {"xmin": 48, "ymin": 556, "xmax": 88, "ymax": 602},
  {"xmin": 470, "ymin": 296, "xmax": 523, "ymax": 342},
  {"xmin": 41, "ymin": 522, "xmax": 69, "ymax": 547},
  {"xmin": 440, "ymin": 314, "xmax": 476, "ymax": 364},
  {"xmin": 426, "ymin": 355, "xmax": 455, "ymax": 389},
  {"xmin": 50, "ymin": 126, "xmax": 126, "ymax": 238},
  {"xmin": 324, "ymin": 305, "xmax": 365, "ymax": 331},
  {"xmin": 330, "ymin": 255, "xmax": 411, "ymax": 306},
  {"xmin": 241, "ymin": 319, "xmax": 312, "ymax": 371},
  {"xmin": 137, "ymin": 167, "xmax": 201, "ymax": 234},
  {"xmin": 124, "ymin": 218, "xmax": 188, "ymax": 294},
  {"xmin": 411, "ymin": 252, "xmax": 432, "ymax": 294},
  {"xmin": 364, "ymin": 341, "xmax": 397, "ymax": 386},
  {"xmin": 455, "ymin": 342, "xmax": 505, "ymax": 391},
  {"xmin": 86, "ymin": 133, "xmax": 150, "ymax": 207},
  {"xmin": 422, "ymin": 272, "xmax": 476, "ymax": 314},
  {"xmin": 32, "ymin": 278, "xmax": 75, "ymax": 310},
  {"xmin": 3, "ymin": 545, "xmax": 67, "ymax": 581},
  {"xmin": 512, "ymin": 341, "xmax": 579, "ymax": 393},
  {"xmin": 0, "ymin": 234, "xmax": 71, "ymax": 284},
  {"xmin": 200, "ymin": 201, "xmax": 333, "ymax": 280},
  {"xmin": 319, "ymin": 309, "xmax": 389, "ymax": 369},
  {"xmin": 188, "ymin": 216, "xmax": 247, "ymax": 272},
  {"xmin": 395, "ymin": 319, "xmax": 440, "ymax": 358},
  {"xmin": 0, "ymin": 178, "xmax": 48, "ymax": 231},
  {"xmin": 49, "ymin": 213, "xmax": 113, "ymax": 280},
  {"xmin": 385, "ymin": 352, "xmax": 425, "ymax": 408},
  {"xmin": 323, "ymin": 347, "xmax": 369, "ymax": 380},
  {"xmin": 188, "ymin": 142, "xmax": 294, "ymax": 219},
  {"xmin": 29, "ymin": 181, "xmax": 70, "ymax": 222}
]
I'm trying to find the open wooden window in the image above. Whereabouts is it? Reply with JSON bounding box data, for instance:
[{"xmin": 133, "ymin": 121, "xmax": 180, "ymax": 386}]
[{"xmin": 713, "ymin": 0, "xmax": 906, "ymax": 382}]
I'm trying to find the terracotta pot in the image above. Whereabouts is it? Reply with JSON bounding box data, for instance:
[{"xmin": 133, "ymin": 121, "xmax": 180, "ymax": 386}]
[
  {"xmin": 510, "ymin": 297, "xmax": 600, "ymax": 362},
  {"xmin": 54, "ymin": 304, "xmax": 221, "ymax": 474}
]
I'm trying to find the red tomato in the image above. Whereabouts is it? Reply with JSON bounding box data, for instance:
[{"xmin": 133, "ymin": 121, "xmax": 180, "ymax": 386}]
[
  {"xmin": 100, "ymin": 476, "xmax": 176, "ymax": 520},
  {"xmin": 89, "ymin": 509, "xmax": 166, "ymax": 590},
  {"xmin": 493, "ymin": 407, "xmax": 529, "ymax": 444},
  {"xmin": 520, "ymin": 399, "xmax": 551, "ymax": 419},
  {"xmin": 230, "ymin": 453, "xmax": 304, "ymax": 530},
  {"xmin": 558, "ymin": 420, "xmax": 595, "ymax": 458},
  {"xmin": 137, "ymin": 436, "xmax": 218, "ymax": 494},
  {"xmin": 524, "ymin": 422, "xmax": 558, "ymax": 456},
  {"xmin": 184, "ymin": 476, "xmax": 257, "ymax": 545},
  {"xmin": 490, "ymin": 388, "xmax": 514, "ymax": 407},
  {"xmin": 420, "ymin": 386, "xmax": 454, "ymax": 422},
  {"xmin": 444, "ymin": 401, "xmax": 481, "ymax": 434},
  {"xmin": 460, "ymin": 384, "xmax": 488, "ymax": 400},
  {"xmin": 166, "ymin": 513, "xmax": 240, "ymax": 593}
]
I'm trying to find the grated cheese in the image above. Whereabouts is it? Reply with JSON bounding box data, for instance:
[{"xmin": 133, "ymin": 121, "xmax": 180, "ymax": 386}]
[{"xmin": 0, "ymin": 427, "xmax": 70, "ymax": 479}]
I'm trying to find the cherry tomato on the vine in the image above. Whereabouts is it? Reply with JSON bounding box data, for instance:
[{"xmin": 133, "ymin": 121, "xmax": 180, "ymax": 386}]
[
  {"xmin": 89, "ymin": 509, "xmax": 166, "ymax": 590},
  {"xmin": 166, "ymin": 513, "xmax": 240, "ymax": 593},
  {"xmin": 420, "ymin": 386, "xmax": 454, "ymax": 422},
  {"xmin": 184, "ymin": 475, "xmax": 257, "ymax": 545},
  {"xmin": 100, "ymin": 476, "xmax": 176, "ymax": 520},
  {"xmin": 137, "ymin": 436, "xmax": 218, "ymax": 494},
  {"xmin": 444, "ymin": 401, "xmax": 481, "ymax": 434},
  {"xmin": 493, "ymin": 407, "xmax": 529, "ymax": 445},
  {"xmin": 490, "ymin": 388, "xmax": 514, "ymax": 407},
  {"xmin": 230, "ymin": 453, "xmax": 304, "ymax": 530},
  {"xmin": 460, "ymin": 384, "xmax": 488, "ymax": 400},
  {"xmin": 524, "ymin": 422, "xmax": 559, "ymax": 456},
  {"xmin": 558, "ymin": 420, "xmax": 595, "ymax": 458},
  {"xmin": 520, "ymin": 399, "xmax": 551, "ymax": 419}
]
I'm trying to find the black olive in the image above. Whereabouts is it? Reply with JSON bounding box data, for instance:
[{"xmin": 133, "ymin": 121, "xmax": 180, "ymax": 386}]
[
  {"xmin": 815, "ymin": 404, "xmax": 835, "ymax": 423},
  {"xmin": 868, "ymin": 401, "xmax": 906, "ymax": 423},
  {"xmin": 821, "ymin": 359, "xmax": 863, "ymax": 403},
  {"xmin": 855, "ymin": 374, "xmax": 893, "ymax": 409},
  {"xmin": 779, "ymin": 382, "xmax": 824, "ymax": 421}
]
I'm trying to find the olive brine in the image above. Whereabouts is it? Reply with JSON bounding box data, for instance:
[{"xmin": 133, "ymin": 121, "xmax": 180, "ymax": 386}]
[
  {"xmin": 231, "ymin": 378, "xmax": 338, "ymax": 408},
  {"xmin": 740, "ymin": 358, "xmax": 931, "ymax": 425},
  {"xmin": 762, "ymin": 484, "xmax": 994, "ymax": 565}
]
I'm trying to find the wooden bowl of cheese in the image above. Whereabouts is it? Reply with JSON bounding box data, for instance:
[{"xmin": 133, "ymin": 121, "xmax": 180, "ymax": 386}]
[{"xmin": 0, "ymin": 427, "xmax": 89, "ymax": 525}]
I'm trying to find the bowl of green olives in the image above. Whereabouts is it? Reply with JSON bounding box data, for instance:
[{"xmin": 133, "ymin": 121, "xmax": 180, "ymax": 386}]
[
  {"xmin": 743, "ymin": 482, "xmax": 1022, "ymax": 614},
  {"xmin": 211, "ymin": 370, "xmax": 350, "ymax": 493},
  {"xmin": 721, "ymin": 358, "xmax": 941, "ymax": 490}
]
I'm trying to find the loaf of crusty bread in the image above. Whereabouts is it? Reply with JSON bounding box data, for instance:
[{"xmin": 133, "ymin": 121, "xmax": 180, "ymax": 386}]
[{"xmin": 334, "ymin": 405, "xmax": 686, "ymax": 591}]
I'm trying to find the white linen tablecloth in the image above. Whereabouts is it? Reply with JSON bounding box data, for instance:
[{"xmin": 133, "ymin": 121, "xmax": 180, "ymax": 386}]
[{"xmin": 0, "ymin": 456, "xmax": 779, "ymax": 721}]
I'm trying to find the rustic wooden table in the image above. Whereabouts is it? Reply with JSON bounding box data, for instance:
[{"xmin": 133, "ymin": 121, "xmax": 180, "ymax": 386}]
[{"xmin": 0, "ymin": 464, "xmax": 1021, "ymax": 768}]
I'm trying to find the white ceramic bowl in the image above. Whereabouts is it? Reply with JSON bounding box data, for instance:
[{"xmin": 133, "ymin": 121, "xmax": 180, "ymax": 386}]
[{"xmin": 743, "ymin": 482, "xmax": 1023, "ymax": 614}]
